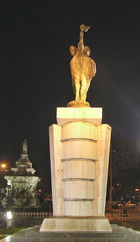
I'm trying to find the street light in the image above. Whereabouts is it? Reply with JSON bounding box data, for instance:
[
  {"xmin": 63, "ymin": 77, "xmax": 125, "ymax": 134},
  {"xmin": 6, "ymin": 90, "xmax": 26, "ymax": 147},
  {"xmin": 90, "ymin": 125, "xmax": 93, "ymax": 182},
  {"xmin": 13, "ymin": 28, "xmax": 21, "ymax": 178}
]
[
  {"xmin": 0, "ymin": 163, "xmax": 7, "ymax": 169},
  {"xmin": 0, "ymin": 161, "xmax": 10, "ymax": 171},
  {"xmin": 135, "ymin": 188, "xmax": 140, "ymax": 192},
  {"xmin": 4, "ymin": 211, "xmax": 13, "ymax": 228},
  {"xmin": 6, "ymin": 211, "xmax": 13, "ymax": 220}
]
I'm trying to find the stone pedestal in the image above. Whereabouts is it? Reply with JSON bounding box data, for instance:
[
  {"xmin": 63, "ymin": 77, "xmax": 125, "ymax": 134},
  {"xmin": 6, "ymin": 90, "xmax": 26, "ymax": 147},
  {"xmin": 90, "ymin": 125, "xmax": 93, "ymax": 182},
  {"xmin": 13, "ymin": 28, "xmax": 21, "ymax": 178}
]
[
  {"xmin": 40, "ymin": 107, "xmax": 112, "ymax": 232},
  {"xmin": 3, "ymin": 176, "xmax": 40, "ymax": 208},
  {"xmin": 40, "ymin": 217, "xmax": 111, "ymax": 232}
]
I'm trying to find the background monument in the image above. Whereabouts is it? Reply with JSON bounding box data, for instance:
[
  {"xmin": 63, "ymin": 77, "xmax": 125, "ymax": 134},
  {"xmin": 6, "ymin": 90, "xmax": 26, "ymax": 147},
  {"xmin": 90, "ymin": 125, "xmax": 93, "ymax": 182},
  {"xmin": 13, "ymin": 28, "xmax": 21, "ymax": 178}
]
[
  {"xmin": 2, "ymin": 139, "xmax": 40, "ymax": 209},
  {"xmin": 40, "ymin": 25, "xmax": 112, "ymax": 232}
]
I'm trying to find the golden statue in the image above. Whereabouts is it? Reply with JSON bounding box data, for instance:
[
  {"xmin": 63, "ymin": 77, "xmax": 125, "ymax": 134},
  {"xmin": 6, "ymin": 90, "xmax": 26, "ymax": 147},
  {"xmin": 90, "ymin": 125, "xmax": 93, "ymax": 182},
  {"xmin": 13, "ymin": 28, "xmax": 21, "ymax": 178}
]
[{"xmin": 68, "ymin": 24, "xmax": 96, "ymax": 107}]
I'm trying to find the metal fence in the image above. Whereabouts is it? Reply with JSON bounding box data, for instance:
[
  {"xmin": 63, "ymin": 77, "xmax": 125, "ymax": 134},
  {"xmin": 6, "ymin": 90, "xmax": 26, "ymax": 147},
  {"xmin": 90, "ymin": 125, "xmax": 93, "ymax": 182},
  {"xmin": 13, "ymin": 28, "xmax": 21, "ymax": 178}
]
[
  {"xmin": 106, "ymin": 212, "xmax": 140, "ymax": 220},
  {"xmin": 0, "ymin": 211, "xmax": 52, "ymax": 218},
  {"xmin": 0, "ymin": 211, "xmax": 140, "ymax": 220}
]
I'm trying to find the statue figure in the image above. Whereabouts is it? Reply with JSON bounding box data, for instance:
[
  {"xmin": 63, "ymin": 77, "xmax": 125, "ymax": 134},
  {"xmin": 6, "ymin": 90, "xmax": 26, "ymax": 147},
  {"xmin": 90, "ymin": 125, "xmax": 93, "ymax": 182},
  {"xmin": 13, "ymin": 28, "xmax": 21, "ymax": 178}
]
[
  {"xmin": 69, "ymin": 24, "xmax": 96, "ymax": 106},
  {"xmin": 22, "ymin": 139, "xmax": 28, "ymax": 154}
]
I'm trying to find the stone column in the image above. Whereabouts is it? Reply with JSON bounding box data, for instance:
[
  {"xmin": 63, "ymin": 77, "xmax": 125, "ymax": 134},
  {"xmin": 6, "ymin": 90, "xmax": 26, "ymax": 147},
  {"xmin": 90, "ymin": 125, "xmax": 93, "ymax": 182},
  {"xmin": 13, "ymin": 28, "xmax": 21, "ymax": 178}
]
[{"xmin": 40, "ymin": 107, "xmax": 112, "ymax": 232}]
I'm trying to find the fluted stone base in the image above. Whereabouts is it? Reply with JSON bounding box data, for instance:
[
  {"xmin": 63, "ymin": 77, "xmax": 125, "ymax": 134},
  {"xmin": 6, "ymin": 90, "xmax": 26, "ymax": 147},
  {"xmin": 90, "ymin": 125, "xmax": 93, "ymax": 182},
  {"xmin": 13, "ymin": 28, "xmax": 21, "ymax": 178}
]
[
  {"xmin": 47, "ymin": 107, "xmax": 112, "ymax": 232},
  {"xmin": 40, "ymin": 217, "xmax": 112, "ymax": 232}
]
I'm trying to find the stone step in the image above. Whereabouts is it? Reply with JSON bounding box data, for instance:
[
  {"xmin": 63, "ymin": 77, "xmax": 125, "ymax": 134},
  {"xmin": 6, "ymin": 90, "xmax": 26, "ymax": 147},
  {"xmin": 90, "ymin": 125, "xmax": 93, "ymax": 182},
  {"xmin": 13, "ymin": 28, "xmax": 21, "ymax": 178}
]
[{"xmin": 2, "ymin": 224, "xmax": 140, "ymax": 242}]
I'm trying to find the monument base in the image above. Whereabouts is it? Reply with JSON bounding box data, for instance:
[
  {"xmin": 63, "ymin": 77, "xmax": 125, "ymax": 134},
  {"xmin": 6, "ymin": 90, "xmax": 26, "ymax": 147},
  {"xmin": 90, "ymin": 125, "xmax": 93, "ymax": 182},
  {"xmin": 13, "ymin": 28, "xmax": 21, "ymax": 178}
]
[
  {"xmin": 3, "ymin": 224, "xmax": 140, "ymax": 241},
  {"xmin": 40, "ymin": 216, "xmax": 112, "ymax": 232},
  {"xmin": 67, "ymin": 100, "xmax": 90, "ymax": 107}
]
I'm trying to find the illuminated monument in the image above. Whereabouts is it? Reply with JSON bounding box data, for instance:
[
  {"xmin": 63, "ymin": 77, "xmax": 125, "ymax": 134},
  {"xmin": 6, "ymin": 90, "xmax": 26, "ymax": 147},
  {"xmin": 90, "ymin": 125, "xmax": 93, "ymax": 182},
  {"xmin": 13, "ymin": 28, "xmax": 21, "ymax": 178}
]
[
  {"xmin": 3, "ymin": 139, "xmax": 40, "ymax": 209},
  {"xmin": 40, "ymin": 25, "xmax": 112, "ymax": 232}
]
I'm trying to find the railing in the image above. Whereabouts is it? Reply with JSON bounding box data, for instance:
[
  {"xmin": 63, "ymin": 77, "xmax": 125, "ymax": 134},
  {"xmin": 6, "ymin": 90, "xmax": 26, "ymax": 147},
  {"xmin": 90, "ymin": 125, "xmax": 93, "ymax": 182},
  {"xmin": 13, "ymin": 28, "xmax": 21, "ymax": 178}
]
[
  {"xmin": 14, "ymin": 212, "xmax": 51, "ymax": 217},
  {"xmin": 0, "ymin": 211, "xmax": 52, "ymax": 218},
  {"xmin": 106, "ymin": 212, "xmax": 140, "ymax": 220},
  {"xmin": 0, "ymin": 211, "xmax": 140, "ymax": 220}
]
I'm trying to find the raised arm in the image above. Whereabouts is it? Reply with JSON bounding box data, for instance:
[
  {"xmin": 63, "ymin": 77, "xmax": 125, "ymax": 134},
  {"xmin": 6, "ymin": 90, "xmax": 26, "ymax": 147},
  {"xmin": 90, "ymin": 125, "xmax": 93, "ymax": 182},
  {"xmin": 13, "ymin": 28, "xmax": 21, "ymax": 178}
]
[{"xmin": 78, "ymin": 24, "xmax": 90, "ymax": 52}]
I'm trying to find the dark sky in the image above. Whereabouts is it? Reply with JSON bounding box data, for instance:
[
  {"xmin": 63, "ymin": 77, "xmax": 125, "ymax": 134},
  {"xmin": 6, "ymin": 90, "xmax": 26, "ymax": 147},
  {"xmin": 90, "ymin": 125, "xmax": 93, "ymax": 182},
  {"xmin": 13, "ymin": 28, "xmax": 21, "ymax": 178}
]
[{"xmin": 0, "ymin": 0, "xmax": 140, "ymax": 191}]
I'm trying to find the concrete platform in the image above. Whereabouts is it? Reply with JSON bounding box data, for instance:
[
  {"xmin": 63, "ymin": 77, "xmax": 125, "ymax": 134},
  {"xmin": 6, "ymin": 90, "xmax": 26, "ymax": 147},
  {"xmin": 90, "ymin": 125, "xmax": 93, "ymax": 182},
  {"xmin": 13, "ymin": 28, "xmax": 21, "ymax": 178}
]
[
  {"xmin": 40, "ymin": 217, "xmax": 112, "ymax": 232},
  {"xmin": 2, "ymin": 224, "xmax": 140, "ymax": 241}
]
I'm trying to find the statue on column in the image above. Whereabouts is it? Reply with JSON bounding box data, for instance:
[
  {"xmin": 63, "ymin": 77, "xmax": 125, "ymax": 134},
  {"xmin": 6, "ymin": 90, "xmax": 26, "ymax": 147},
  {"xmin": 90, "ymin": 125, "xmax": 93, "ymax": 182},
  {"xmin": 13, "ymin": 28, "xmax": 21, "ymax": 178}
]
[
  {"xmin": 22, "ymin": 139, "xmax": 28, "ymax": 154},
  {"xmin": 68, "ymin": 24, "xmax": 96, "ymax": 107}
]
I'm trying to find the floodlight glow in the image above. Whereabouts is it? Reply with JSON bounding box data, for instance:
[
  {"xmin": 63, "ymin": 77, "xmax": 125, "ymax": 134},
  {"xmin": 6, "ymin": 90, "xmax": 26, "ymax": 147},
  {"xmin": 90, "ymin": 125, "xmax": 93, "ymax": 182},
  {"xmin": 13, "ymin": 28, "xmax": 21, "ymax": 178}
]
[
  {"xmin": 1, "ymin": 163, "xmax": 6, "ymax": 169},
  {"xmin": 6, "ymin": 211, "xmax": 12, "ymax": 220}
]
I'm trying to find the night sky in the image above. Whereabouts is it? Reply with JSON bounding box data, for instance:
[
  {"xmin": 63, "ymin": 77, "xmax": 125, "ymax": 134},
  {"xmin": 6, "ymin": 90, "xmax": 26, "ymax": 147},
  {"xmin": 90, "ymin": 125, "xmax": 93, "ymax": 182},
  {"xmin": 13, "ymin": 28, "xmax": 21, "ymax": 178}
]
[{"xmin": 0, "ymin": 0, "xmax": 140, "ymax": 191}]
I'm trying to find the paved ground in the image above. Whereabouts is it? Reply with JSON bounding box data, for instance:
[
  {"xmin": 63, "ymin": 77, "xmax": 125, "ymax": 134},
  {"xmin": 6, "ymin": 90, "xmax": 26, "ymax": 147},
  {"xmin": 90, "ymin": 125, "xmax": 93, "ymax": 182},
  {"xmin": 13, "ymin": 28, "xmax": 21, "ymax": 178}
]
[{"xmin": 2, "ymin": 224, "xmax": 140, "ymax": 242}]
